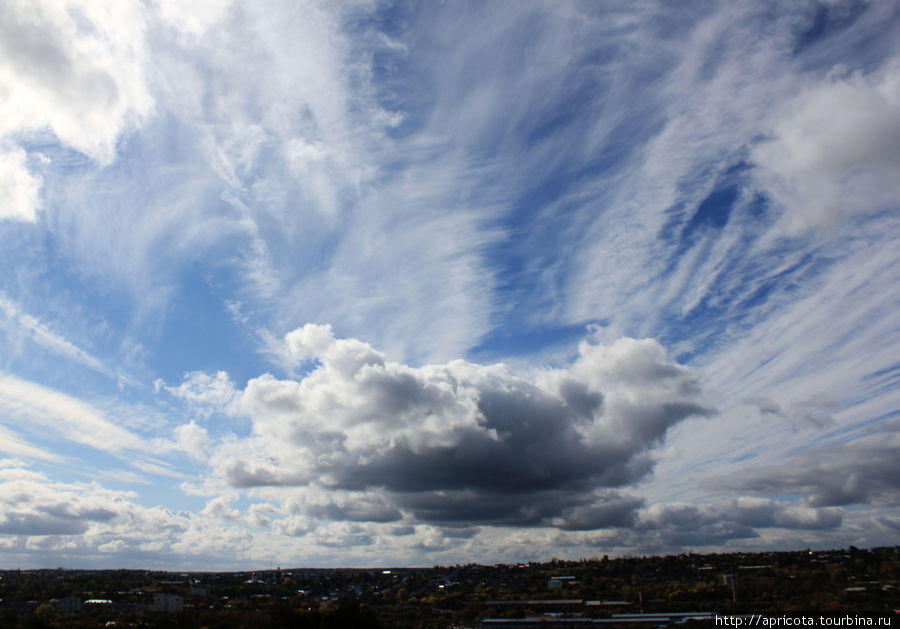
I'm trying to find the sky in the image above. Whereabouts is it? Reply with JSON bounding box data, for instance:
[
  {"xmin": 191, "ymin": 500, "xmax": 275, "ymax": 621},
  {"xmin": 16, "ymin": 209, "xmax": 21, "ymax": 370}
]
[{"xmin": 0, "ymin": 0, "xmax": 899, "ymax": 570}]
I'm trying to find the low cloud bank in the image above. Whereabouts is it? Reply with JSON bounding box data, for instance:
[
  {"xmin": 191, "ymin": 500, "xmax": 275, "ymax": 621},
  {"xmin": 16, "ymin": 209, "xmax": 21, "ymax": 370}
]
[{"xmin": 214, "ymin": 324, "xmax": 711, "ymax": 527}]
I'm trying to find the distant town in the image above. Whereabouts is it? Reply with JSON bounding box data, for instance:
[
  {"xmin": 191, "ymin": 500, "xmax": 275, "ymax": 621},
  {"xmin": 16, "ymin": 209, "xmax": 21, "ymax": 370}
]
[{"xmin": 1, "ymin": 546, "xmax": 897, "ymax": 628}]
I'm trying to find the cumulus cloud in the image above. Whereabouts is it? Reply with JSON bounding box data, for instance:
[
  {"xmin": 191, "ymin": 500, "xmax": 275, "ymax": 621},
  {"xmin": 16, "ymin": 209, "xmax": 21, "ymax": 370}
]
[
  {"xmin": 0, "ymin": 461, "xmax": 235, "ymax": 567},
  {"xmin": 0, "ymin": 0, "xmax": 152, "ymax": 163},
  {"xmin": 246, "ymin": 502, "xmax": 279, "ymax": 528},
  {"xmin": 201, "ymin": 495, "xmax": 240, "ymax": 521},
  {"xmin": 304, "ymin": 494, "xmax": 403, "ymax": 524},
  {"xmin": 0, "ymin": 456, "xmax": 860, "ymax": 567},
  {"xmin": 273, "ymin": 515, "xmax": 314, "ymax": 538},
  {"xmin": 0, "ymin": 465, "xmax": 140, "ymax": 540},
  {"xmin": 550, "ymin": 491, "xmax": 645, "ymax": 531},
  {"xmin": 752, "ymin": 64, "xmax": 900, "ymax": 232},
  {"xmin": 159, "ymin": 370, "xmax": 241, "ymax": 417},
  {"xmin": 172, "ymin": 421, "xmax": 210, "ymax": 461},
  {"xmin": 211, "ymin": 325, "xmax": 711, "ymax": 528}
]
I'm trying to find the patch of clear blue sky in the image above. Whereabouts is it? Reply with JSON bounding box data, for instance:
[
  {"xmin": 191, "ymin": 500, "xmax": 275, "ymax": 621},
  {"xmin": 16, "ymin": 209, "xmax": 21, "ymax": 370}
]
[
  {"xmin": 470, "ymin": 322, "xmax": 592, "ymax": 364},
  {"xmin": 151, "ymin": 264, "xmax": 265, "ymax": 385}
]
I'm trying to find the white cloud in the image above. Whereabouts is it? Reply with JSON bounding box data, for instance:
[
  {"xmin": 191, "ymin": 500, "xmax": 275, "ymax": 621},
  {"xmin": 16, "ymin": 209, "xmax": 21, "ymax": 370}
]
[
  {"xmin": 753, "ymin": 64, "xmax": 900, "ymax": 233},
  {"xmin": 98, "ymin": 539, "xmax": 128, "ymax": 553},
  {"xmin": 1, "ymin": 0, "xmax": 499, "ymax": 365},
  {"xmin": 285, "ymin": 323, "xmax": 340, "ymax": 361},
  {"xmin": 0, "ymin": 373, "xmax": 144, "ymax": 454},
  {"xmin": 201, "ymin": 495, "xmax": 240, "ymax": 521},
  {"xmin": 172, "ymin": 421, "xmax": 210, "ymax": 461},
  {"xmin": 0, "ymin": 0, "xmax": 152, "ymax": 163},
  {"xmin": 0, "ymin": 145, "xmax": 42, "ymax": 221},
  {"xmin": 247, "ymin": 502, "xmax": 279, "ymax": 528},
  {"xmin": 0, "ymin": 292, "xmax": 113, "ymax": 377},
  {"xmin": 558, "ymin": 3, "xmax": 900, "ymax": 340},
  {"xmin": 155, "ymin": 0, "xmax": 232, "ymax": 38},
  {"xmin": 160, "ymin": 370, "xmax": 241, "ymax": 418},
  {"xmin": 272, "ymin": 515, "xmax": 314, "ymax": 538},
  {"xmin": 0, "ymin": 461, "xmax": 229, "ymax": 567},
  {"xmin": 0, "ymin": 376, "xmax": 189, "ymax": 479},
  {"xmin": 0, "ymin": 425, "xmax": 64, "ymax": 463},
  {"xmin": 0, "ymin": 467, "xmax": 129, "ymax": 540}
]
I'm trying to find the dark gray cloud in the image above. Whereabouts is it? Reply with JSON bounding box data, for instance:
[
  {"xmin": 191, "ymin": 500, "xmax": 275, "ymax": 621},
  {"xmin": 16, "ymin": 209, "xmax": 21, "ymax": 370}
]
[
  {"xmin": 220, "ymin": 326, "xmax": 712, "ymax": 528},
  {"xmin": 393, "ymin": 489, "xmax": 598, "ymax": 528},
  {"xmin": 551, "ymin": 491, "xmax": 644, "ymax": 531},
  {"xmin": 708, "ymin": 433, "xmax": 900, "ymax": 507}
]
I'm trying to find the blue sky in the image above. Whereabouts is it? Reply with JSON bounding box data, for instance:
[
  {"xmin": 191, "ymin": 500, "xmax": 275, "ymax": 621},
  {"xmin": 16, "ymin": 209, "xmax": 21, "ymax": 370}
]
[{"xmin": 1, "ymin": 0, "xmax": 899, "ymax": 569}]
